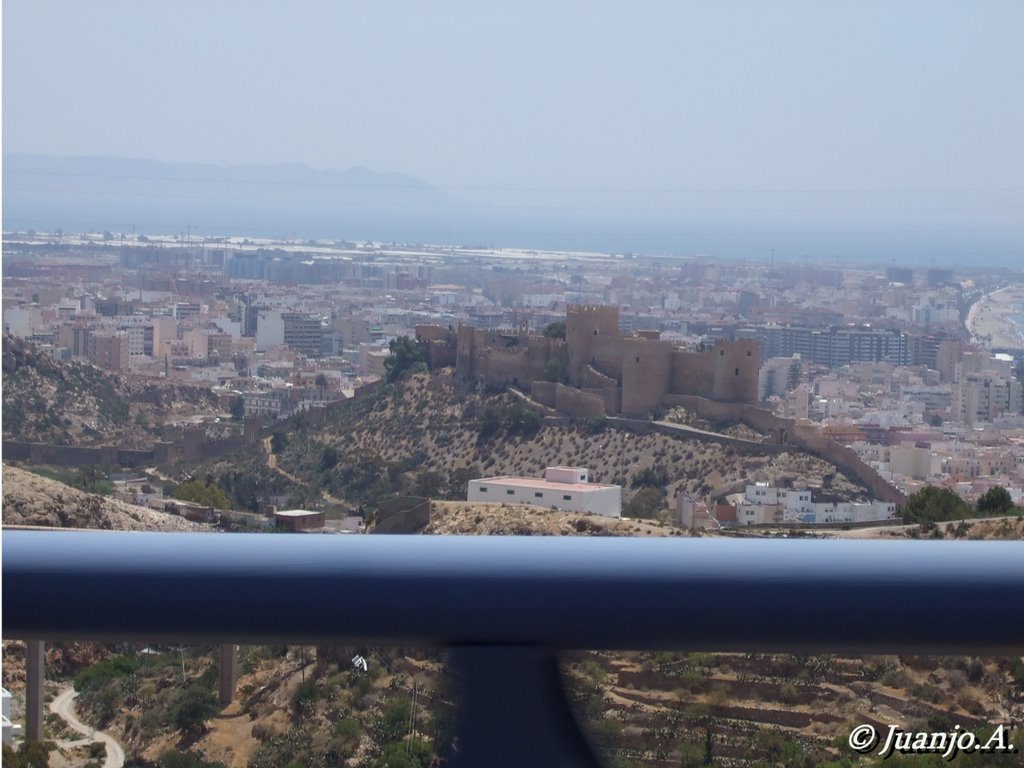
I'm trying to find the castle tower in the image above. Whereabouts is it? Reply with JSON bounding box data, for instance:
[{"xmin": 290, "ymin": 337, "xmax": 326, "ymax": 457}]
[
  {"xmin": 566, "ymin": 305, "xmax": 619, "ymax": 386},
  {"xmin": 712, "ymin": 339, "xmax": 760, "ymax": 403}
]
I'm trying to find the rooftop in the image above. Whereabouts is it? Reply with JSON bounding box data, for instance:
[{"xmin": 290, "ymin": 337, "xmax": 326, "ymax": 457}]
[
  {"xmin": 274, "ymin": 509, "xmax": 324, "ymax": 518},
  {"xmin": 474, "ymin": 476, "xmax": 618, "ymax": 492}
]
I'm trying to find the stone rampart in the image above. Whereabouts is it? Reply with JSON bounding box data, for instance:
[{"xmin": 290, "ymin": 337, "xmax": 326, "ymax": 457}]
[
  {"xmin": 530, "ymin": 380, "xmax": 557, "ymax": 406},
  {"xmin": 1, "ymin": 441, "xmax": 155, "ymax": 468},
  {"xmin": 373, "ymin": 496, "xmax": 431, "ymax": 534},
  {"xmin": 554, "ymin": 384, "xmax": 606, "ymax": 418},
  {"xmin": 661, "ymin": 394, "xmax": 906, "ymax": 504}
]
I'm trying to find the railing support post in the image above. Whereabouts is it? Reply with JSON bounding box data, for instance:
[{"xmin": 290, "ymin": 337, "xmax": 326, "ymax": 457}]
[
  {"xmin": 449, "ymin": 646, "xmax": 600, "ymax": 768},
  {"xmin": 25, "ymin": 640, "xmax": 44, "ymax": 742},
  {"xmin": 218, "ymin": 644, "xmax": 238, "ymax": 706}
]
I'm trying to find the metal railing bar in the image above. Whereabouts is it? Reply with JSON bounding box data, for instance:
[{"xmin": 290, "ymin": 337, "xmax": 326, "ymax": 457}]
[{"xmin": 4, "ymin": 530, "xmax": 1023, "ymax": 654}]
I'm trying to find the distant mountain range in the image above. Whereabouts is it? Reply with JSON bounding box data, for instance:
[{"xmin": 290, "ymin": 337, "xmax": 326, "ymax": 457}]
[
  {"xmin": 4, "ymin": 153, "xmax": 1021, "ymax": 265},
  {"xmin": 2, "ymin": 153, "xmax": 462, "ymax": 241}
]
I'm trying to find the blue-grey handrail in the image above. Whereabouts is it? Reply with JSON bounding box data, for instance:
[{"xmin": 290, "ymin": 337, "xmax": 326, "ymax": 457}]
[{"xmin": 4, "ymin": 530, "xmax": 1024, "ymax": 653}]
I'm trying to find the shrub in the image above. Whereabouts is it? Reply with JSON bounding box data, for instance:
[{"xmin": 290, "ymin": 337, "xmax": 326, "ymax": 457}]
[
  {"xmin": 384, "ymin": 337, "xmax": 426, "ymax": 382},
  {"xmin": 74, "ymin": 655, "xmax": 140, "ymax": 693},
  {"xmin": 543, "ymin": 321, "xmax": 566, "ymax": 339},
  {"xmin": 977, "ymin": 486, "xmax": 1014, "ymax": 516},
  {"xmin": 292, "ymin": 679, "xmax": 319, "ymax": 717},
  {"xmin": 901, "ymin": 486, "xmax": 972, "ymax": 524},
  {"xmin": 630, "ymin": 465, "xmax": 670, "ymax": 490},
  {"xmin": 478, "ymin": 407, "xmax": 501, "ymax": 440},
  {"xmin": 270, "ymin": 431, "xmax": 289, "ymax": 454},
  {"xmin": 320, "ymin": 445, "xmax": 339, "ymax": 472},
  {"xmin": 173, "ymin": 480, "xmax": 231, "ymax": 510},
  {"xmin": 172, "ymin": 687, "xmax": 219, "ymax": 735},
  {"xmin": 624, "ymin": 487, "xmax": 667, "ymax": 519},
  {"xmin": 374, "ymin": 697, "xmax": 412, "ymax": 744}
]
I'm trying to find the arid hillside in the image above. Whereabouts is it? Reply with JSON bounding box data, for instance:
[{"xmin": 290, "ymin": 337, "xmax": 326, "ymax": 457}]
[
  {"xmin": 426, "ymin": 499, "xmax": 681, "ymax": 536},
  {"xmin": 202, "ymin": 372, "xmax": 872, "ymax": 516},
  {"xmin": 2, "ymin": 335, "xmax": 221, "ymax": 447},
  {"xmin": 2, "ymin": 464, "xmax": 208, "ymax": 531}
]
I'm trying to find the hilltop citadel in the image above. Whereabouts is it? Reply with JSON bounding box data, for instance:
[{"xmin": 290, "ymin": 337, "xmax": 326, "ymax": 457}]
[{"xmin": 419, "ymin": 304, "xmax": 759, "ymax": 418}]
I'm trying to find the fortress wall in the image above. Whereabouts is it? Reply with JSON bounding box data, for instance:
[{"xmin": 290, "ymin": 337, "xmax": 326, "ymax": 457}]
[
  {"xmin": 530, "ymin": 380, "xmax": 557, "ymax": 406},
  {"xmin": 663, "ymin": 394, "xmax": 906, "ymax": 505},
  {"xmin": 2, "ymin": 442, "xmax": 122, "ymax": 467},
  {"xmin": 477, "ymin": 348, "xmax": 533, "ymax": 386},
  {"xmin": 712, "ymin": 339, "xmax": 760, "ymax": 403},
  {"xmin": 620, "ymin": 337, "xmax": 673, "ymax": 416},
  {"xmin": 590, "ymin": 336, "xmax": 625, "ymax": 381},
  {"xmin": 671, "ymin": 348, "xmax": 716, "ymax": 398},
  {"xmin": 555, "ymin": 383, "xmax": 606, "ymax": 418},
  {"xmin": 455, "ymin": 325, "xmax": 476, "ymax": 376},
  {"xmin": 415, "ymin": 325, "xmax": 452, "ymax": 343},
  {"xmin": 583, "ymin": 386, "xmax": 621, "ymax": 414},
  {"xmin": 426, "ymin": 339, "xmax": 457, "ymax": 369},
  {"xmin": 3, "ymin": 441, "xmax": 157, "ymax": 469},
  {"xmin": 373, "ymin": 496, "xmax": 431, "ymax": 534},
  {"xmin": 609, "ymin": 418, "xmax": 789, "ymax": 455},
  {"xmin": 581, "ymin": 364, "xmax": 617, "ymax": 389}
]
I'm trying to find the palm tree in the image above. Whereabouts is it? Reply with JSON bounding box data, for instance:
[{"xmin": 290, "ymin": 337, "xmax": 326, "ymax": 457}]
[{"xmin": 315, "ymin": 373, "xmax": 328, "ymax": 400}]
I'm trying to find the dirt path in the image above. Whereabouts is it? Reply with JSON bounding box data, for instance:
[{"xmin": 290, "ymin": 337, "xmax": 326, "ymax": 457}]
[
  {"xmin": 262, "ymin": 436, "xmax": 349, "ymax": 507},
  {"xmin": 50, "ymin": 687, "xmax": 126, "ymax": 768}
]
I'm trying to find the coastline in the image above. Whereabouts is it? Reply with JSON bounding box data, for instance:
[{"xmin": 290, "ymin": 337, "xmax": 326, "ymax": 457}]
[{"xmin": 965, "ymin": 285, "xmax": 1024, "ymax": 350}]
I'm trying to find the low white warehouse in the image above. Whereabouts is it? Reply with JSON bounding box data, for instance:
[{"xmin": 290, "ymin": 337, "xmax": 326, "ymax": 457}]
[{"xmin": 467, "ymin": 466, "xmax": 621, "ymax": 517}]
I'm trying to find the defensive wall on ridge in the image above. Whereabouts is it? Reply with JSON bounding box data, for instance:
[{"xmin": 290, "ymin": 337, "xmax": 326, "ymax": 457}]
[{"xmin": 662, "ymin": 394, "xmax": 906, "ymax": 505}]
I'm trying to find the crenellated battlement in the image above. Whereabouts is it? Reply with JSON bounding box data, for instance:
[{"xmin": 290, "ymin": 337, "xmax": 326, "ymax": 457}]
[{"xmin": 442, "ymin": 305, "xmax": 758, "ymax": 414}]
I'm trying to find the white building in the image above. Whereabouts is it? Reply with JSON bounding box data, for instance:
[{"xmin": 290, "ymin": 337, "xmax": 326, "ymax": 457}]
[
  {"xmin": 255, "ymin": 310, "xmax": 285, "ymax": 351},
  {"xmin": 2, "ymin": 687, "xmax": 21, "ymax": 746},
  {"xmin": 468, "ymin": 466, "xmax": 621, "ymax": 517},
  {"xmin": 737, "ymin": 482, "xmax": 897, "ymax": 526}
]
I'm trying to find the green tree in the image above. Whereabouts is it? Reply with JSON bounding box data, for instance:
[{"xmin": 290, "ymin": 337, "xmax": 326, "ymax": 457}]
[
  {"xmin": 977, "ymin": 486, "xmax": 1014, "ymax": 516},
  {"xmin": 624, "ymin": 487, "xmax": 667, "ymax": 519},
  {"xmin": 507, "ymin": 402, "xmax": 542, "ymax": 436},
  {"xmin": 229, "ymin": 395, "xmax": 245, "ymax": 421},
  {"xmin": 270, "ymin": 431, "xmax": 289, "ymax": 454},
  {"xmin": 2, "ymin": 741, "xmax": 51, "ymax": 768},
  {"xmin": 314, "ymin": 373, "xmax": 328, "ymax": 398},
  {"xmin": 172, "ymin": 687, "xmax": 218, "ymax": 735},
  {"xmin": 478, "ymin": 407, "xmax": 502, "ymax": 440},
  {"xmin": 544, "ymin": 357, "xmax": 564, "ymax": 383},
  {"xmin": 173, "ymin": 480, "xmax": 232, "ymax": 510},
  {"xmin": 446, "ymin": 465, "xmax": 481, "ymax": 500},
  {"xmin": 320, "ymin": 445, "xmax": 339, "ymax": 472},
  {"xmin": 543, "ymin": 321, "xmax": 566, "ymax": 339},
  {"xmin": 375, "ymin": 698, "xmax": 412, "ymax": 744},
  {"xmin": 383, "ymin": 336, "xmax": 426, "ymax": 383},
  {"xmin": 371, "ymin": 740, "xmax": 432, "ymax": 768},
  {"xmin": 413, "ymin": 470, "xmax": 444, "ymax": 499},
  {"xmin": 76, "ymin": 465, "xmax": 104, "ymax": 493},
  {"xmin": 631, "ymin": 464, "xmax": 669, "ymax": 490},
  {"xmin": 901, "ymin": 485, "xmax": 973, "ymax": 524}
]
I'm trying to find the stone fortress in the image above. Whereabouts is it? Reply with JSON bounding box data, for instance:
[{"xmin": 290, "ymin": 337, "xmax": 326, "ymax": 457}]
[{"xmin": 418, "ymin": 305, "xmax": 759, "ymax": 418}]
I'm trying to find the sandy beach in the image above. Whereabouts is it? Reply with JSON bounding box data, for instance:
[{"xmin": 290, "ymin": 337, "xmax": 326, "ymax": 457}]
[{"xmin": 965, "ymin": 284, "xmax": 1024, "ymax": 350}]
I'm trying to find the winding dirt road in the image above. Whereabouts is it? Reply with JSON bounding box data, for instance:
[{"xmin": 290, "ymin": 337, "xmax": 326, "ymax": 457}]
[{"xmin": 50, "ymin": 687, "xmax": 126, "ymax": 768}]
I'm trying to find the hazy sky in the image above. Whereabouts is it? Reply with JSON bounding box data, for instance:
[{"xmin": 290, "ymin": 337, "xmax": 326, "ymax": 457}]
[
  {"xmin": 5, "ymin": 1, "xmax": 1022, "ymax": 191},
  {"xmin": 4, "ymin": 1, "xmax": 1024, "ymax": 261}
]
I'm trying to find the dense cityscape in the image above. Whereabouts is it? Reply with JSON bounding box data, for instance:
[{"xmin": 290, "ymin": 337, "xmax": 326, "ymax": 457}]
[
  {"xmin": 4, "ymin": 2, "xmax": 1024, "ymax": 766},
  {"xmin": 4, "ymin": 230, "xmax": 1022, "ymax": 512}
]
